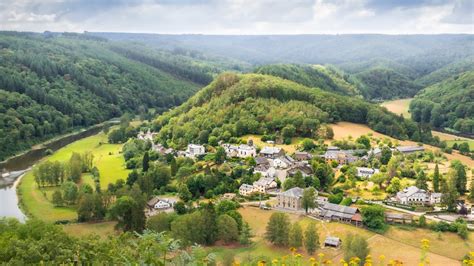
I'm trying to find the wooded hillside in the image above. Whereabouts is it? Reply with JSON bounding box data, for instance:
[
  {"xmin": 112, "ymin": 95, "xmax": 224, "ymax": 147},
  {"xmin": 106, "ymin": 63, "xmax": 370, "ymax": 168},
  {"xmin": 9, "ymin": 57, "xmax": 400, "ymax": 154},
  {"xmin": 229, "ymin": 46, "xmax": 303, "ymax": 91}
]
[
  {"xmin": 153, "ymin": 73, "xmax": 430, "ymax": 148},
  {"xmin": 0, "ymin": 32, "xmax": 211, "ymax": 160}
]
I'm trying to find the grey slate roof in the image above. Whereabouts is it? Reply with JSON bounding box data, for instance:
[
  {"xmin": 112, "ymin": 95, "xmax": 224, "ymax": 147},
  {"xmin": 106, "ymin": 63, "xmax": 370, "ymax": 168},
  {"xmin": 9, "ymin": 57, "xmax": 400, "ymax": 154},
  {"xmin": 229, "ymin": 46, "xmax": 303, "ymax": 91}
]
[
  {"xmin": 320, "ymin": 202, "xmax": 358, "ymax": 220},
  {"xmin": 324, "ymin": 236, "xmax": 341, "ymax": 246},
  {"xmin": 279, "ymin": 187, "xmax": 304, "ymax": 198}
]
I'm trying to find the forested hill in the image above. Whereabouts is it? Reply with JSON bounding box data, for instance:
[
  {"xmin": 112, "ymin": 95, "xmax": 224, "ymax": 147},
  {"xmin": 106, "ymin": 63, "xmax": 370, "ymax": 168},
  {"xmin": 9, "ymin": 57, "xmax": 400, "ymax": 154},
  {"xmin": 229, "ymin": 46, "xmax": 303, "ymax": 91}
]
[
  {"xmin": 410, "ymin": 71, "xmax": 474, "ymax": 135},
  {"xmin": 153, "ymin": 73, "xmax": 430, "ymax": 148},
  {"xmin": 0, "ymin": 32, "xmax": 225, "ymax": 160},
  {"xmin": 254, "ymin": 64, "xmax": 361, "ymax": 97}
]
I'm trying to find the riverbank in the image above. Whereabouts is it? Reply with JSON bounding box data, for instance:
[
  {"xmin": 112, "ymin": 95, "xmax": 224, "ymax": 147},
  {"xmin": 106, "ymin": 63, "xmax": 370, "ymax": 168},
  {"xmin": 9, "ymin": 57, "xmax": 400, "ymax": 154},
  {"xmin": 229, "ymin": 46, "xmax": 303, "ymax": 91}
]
[
  {"xmin": 17, "ymin": 129, "xmax": 129, "ymax": 223},
  {"xmin": 0, "ymin": 120, "xmax": 118, "ymax": 174}
]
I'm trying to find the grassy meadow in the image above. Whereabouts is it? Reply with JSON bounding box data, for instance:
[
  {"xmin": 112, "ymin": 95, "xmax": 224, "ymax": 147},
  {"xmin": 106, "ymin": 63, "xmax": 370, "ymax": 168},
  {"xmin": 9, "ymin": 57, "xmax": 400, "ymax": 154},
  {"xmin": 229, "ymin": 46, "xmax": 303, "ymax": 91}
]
[
  {"xmin": 380, "ymin": 98, "xmax": 412, "ymax": 119},
  {"xmin": 18, "ymin": 130, "xmax": 129, "ymax": 223},
  {"xmin": 211, "ymin": 207, "xmax": 465, "ymax": 265}
]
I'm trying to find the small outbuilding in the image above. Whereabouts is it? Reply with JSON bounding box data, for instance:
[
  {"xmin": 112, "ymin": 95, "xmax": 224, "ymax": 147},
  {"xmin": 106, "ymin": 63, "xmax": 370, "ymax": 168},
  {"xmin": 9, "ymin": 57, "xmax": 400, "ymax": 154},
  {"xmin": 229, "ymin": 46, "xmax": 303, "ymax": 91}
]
[{"xmin": 324, "ymin": 236, "xmax": 342, "ymax": 248}]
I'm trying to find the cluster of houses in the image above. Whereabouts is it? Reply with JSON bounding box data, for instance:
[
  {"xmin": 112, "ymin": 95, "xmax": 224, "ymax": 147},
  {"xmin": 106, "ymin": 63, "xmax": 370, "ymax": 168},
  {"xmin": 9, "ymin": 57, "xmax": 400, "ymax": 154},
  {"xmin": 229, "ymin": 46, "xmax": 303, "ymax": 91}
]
[
  {"xmin": 238, "ymin": 145, "xmax": 315, "ymax": 197},
  {"xmin": 393, "ymin": 186, "xmax": 442, "ymax": 206},
  {"xmin": 321, "ymin": 145, "xmax": 425, "ymax": 166}
]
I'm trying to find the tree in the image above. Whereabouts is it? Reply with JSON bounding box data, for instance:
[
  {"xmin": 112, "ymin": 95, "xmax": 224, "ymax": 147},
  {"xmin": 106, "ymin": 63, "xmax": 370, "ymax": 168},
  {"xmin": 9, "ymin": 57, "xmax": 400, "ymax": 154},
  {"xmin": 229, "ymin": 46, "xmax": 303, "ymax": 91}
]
[
  {"xmin": 433, "ymin": 163, "xmax": 440, "ymax": 192},
  {"xmin": 344, "ymin": 234, "xmax": 369, "ymax": 263},
  {"xmin": 51, "ymin": 190, "xmax": 63, "ymax": 207},
  {"xmin": 265, "ymin": 212, "xmax": 290, "ymax": 246},
  {"xmin": 360, "ymin": 205, "xmax": 386, "ymax": 231},
  {"xmin": 61, "ymin": 181, "xmax": 78, "ymax": 205},
  {"xmin": 68, "ymin": 153, "xmax": 83, "ymax": 183},
  {"xmin": 110, "ymin": 195, "xmax": 145, "ymax": 233},
  {"xmin": 142, "ymin": 151, "xmax": 150, "ymax": 172},
  {"xmin": 289, "ymin": 222, "xmax": 303, "ymax": 249},
  {"xmin": 302, "ymin": 187, "xmax": 317, "ymax": 214},
  {"xmin": 215, "ymin": 147, "xmax": 226, "ymax": 164},
  {"xmin": 386, "ymin": 177, "xmax": 401, "ymax": 194},
  {"xmin": 469, "ymin": 178, "xmax": 474, "ymax": 202},
  {"xmin": 452, "ymin": 161, "xmax": 467, "ymax": 195},
  {"xmin": 356, "ymin": 135, "xmax": 371, "ymax": 149},
  {"xmin": 147, "ymin": 213, "xmax": 174, "ymax": 233},
  {"xmin": 459, "ymin": 142, "xmax": 470, "ymax": 155},
  {"xmin": 174, "ymin": 201, "xmax": 187, "ymax": 214},
  {"xmin": 178, "ymin": 185, "xmax": 193, "ymax": 202},
  {"xmin": 217, "ymin": 214, "xmax": 239, "ymax": 244},
  {"xmin": 380, "ymin": 146, "xmax": 392, "ymax": 165},
  {"xmin": 301, "ymin": 138, "xmax": 316, "ymax": 151},
  {"xmin": 201, "ymin": 202, "xmax": 218, "ymax": 245},
  {"xmin": 170, "ymin": 157, "xmax": 178, "ymax": 176},
  {"xmin": 441, "ymin": 178, "xmax": 458, "ymax": 212},
  {"xmin": 77, "ymin": 193, "xmax": 95, "ymax": 222},
  {"xmin": 370, "ymin": 173, "xmax": 387, "ymax": 189},
  {"xmin": 239, "ymin": 222, "xmax": 254, "ymax": 245},
  {"xmin": 419, "ymin": 215, "xmax": 427, "ymax": 227},
  {"xmin": 415, "ymin": 170, "xmax": 428, "ymax": 190},
  {"xmin": 304, "ymin": 222, "xmax": 319, "ymax": 255}
]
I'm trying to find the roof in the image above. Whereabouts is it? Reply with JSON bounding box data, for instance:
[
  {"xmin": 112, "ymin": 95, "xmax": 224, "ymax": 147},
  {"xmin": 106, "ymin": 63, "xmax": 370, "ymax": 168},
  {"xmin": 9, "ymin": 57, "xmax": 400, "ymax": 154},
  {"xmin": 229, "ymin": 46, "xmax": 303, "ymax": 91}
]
[
  {"xmin": 238, "ymin": 144, "xmax": 255, "ymax": 150},
  {"xmin": 260, "ymin": 146, "xmax": 283, "ymax": 155},
  {"xmin": 240, "ymin": 184, "xmax": 254, "ymax": 190},
  {"xmin": 321, "ymin": 202, "xmax": 359, "ymax": 219},
  {"xmin": 385, "ymin": 212, "xmax": 406, "ymax": 220},
  {"xmin": 395, "ymin": 146, "xmax": 424, "ymax": 153},
  {"xmin": 279, "ymin": 187, "xmax": 304, "ymax": 198},
  {"xmin": 397, "ymin": 186, "xmax": 426, "ymax": 198},
  {"xmin": 147, "ymin": 197, "xmax": 161, "ymax": 207},
  {"xmin": 254, "ymin": 177, "xmax": 276, "ymax": 187},
  {"xmin": 324, "ymin": 236, "xmax": 341, "ymax": 245},
  {"xmin": 255, "ymin": 156, "xmax": 269, "ymax": 165},
  {"xmin": 188, "ymin": 144, "xmax": 205, "ymax": 149}
]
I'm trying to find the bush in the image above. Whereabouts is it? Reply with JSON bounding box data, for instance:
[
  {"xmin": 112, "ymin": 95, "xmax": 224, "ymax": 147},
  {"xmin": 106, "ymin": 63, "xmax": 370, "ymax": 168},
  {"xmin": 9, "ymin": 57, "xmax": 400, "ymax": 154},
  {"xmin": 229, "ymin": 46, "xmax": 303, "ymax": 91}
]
[{"xmin": 340, "ymin": 198, "xmax": 352, "ymax": 206}]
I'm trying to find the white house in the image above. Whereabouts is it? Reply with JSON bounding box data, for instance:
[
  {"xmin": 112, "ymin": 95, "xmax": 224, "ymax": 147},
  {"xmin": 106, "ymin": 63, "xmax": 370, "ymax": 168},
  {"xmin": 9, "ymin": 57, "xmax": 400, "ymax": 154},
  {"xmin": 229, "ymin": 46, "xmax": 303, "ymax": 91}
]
[
  {"xmin": 356, "ymin": 167, "xmax": 380, "ymax": 178},
  {"xmin": 147, "ymin": 197, "xmax": 176, "ymax": 210},
  {"xmin": 253, "ymin": 177, "xmax": 278, "ymax": 193},
  {"xmin": 271, "ymin": 155, "xmax": 295, "ymax": 169},
  {"xmin": 137, "ymin": 129, "xmax": 155, "ymax": 142},
  {"xmin": 222, "ymin": 144, "xmax": 256, "ymax": 158},
  {"xmin": 395, "ymin": 186, "xmax": 441, "ymax": 205},
  {"xmin": 239, "ymin": 184, "xmax": 256, "ymax": 196},
  {"xmin": 185, "ymin": 144, "xmax": 206, "ymax": 158}
]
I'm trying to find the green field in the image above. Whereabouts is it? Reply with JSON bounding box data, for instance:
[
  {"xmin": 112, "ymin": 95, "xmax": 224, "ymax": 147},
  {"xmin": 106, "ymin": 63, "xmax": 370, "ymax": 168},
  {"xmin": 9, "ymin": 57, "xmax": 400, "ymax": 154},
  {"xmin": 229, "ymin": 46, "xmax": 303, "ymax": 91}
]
[
  {"xmin": 18, "ymin": 130, "xmax": 129, "ymax": 222},
  {"xmin": 446, "ymin": 140, "xmax": 474, "ymax": 151}
]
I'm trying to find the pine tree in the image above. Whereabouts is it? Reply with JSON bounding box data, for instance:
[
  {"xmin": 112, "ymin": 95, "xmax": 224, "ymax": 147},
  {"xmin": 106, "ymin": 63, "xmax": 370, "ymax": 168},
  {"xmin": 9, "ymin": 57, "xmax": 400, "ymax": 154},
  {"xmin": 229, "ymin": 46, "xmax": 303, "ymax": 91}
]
[
  {"xmin": 142, "ymin": 151, "xmax": 150, "ymax": 172},
  {"xmin": 239, "ymin": 222, "xmax": 254, "ymax": 245},
  {"xmin": 289, "ymin": 222, "xmax": 303, "ymax": 249},
  {"xmin": 304, "ymin": 222, "xmax": 319, "ymax": 255},
  {"xmin": 433, "ymin": 164, "xmax": 440, "ymax": 192}
]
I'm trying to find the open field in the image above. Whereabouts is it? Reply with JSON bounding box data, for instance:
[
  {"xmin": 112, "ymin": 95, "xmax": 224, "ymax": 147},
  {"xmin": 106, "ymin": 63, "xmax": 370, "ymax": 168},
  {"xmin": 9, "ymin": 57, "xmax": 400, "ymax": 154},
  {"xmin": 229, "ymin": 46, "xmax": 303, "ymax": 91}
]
[
  {"xmin": 18, "ymin": 130, "xmax": 129, "ymax": 222},
  {"xmin": 380, "ymin": 98, "xmax": 412, "ymax": 118},
  {"xmin": 62, "ymin": 221, "xmax": 117, "ymax": 238},
  {"xmin": 227, "ymin": 207, "xmax": 464, "ymax": 265}
]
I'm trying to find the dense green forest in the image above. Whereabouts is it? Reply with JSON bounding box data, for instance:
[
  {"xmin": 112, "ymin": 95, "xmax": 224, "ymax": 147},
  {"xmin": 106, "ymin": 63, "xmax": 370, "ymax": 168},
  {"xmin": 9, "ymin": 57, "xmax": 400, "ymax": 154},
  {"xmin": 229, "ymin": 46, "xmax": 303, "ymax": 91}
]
[
  {"xmin": 254, "ymin": 64, "xmax": 360, "ymax": 97},
  {"xmin": 410, "ymin": 71, "xmax": 474, "ymax": 135},
  {"xmin": 0, "ymin": 32, "xmax": 242, "ymax": 160},
  {"xmin": 153, "ymin": 73, "xmax": 431, "ymax": 148},
  {"xmin": 354, "ymin": 68, "xmax": 422, "ymax": 100},
  {"xmin": 414, "ymin": 56, "xmax": 474, "ymax": 87}
]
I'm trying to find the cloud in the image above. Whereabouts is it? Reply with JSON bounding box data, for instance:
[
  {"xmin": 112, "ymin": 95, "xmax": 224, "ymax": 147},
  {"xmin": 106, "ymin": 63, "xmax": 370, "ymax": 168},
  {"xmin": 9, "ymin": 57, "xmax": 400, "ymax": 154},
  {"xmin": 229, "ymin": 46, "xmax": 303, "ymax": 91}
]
[{"xmin": 0, "ymin": 0, "xmax": 472, "ymax": 33}]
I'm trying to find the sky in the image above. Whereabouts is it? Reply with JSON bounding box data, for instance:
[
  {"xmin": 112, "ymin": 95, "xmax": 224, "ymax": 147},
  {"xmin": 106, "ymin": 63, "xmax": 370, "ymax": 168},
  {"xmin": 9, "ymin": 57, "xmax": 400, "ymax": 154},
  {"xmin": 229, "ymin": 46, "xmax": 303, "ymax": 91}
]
[{"xmin": 0, "ymin": 0, "xmax": 473, "ymax": 34}]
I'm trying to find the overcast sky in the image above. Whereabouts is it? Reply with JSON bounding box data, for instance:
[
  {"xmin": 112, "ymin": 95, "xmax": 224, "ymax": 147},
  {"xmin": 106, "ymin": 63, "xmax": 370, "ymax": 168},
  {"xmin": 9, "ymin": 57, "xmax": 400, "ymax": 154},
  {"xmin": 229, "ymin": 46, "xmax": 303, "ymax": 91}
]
[{"xmin": 0, "ymin": 0, "xmax": 473, "ymax": 34}]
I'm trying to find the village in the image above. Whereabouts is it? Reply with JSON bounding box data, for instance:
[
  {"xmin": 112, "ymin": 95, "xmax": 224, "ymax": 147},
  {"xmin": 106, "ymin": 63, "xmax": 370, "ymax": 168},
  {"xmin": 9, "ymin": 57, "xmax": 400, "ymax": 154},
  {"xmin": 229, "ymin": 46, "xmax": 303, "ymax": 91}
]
[{"xmin": 137, "ymin": 128, "xmax": 474, "ymax": 238}]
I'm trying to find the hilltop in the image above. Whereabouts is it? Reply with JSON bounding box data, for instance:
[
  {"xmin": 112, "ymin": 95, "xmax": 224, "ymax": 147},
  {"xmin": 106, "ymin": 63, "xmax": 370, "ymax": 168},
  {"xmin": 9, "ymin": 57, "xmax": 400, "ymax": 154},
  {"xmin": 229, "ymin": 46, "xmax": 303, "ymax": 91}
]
[{"xmin": 153, "ymin": 73, "xmax": 427, "ymax": 148}]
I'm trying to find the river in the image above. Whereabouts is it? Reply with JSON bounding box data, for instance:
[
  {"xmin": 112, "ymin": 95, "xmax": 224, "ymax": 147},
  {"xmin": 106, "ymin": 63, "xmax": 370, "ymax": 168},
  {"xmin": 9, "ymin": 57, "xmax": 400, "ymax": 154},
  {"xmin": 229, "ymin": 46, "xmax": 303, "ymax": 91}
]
[{"xmin": 0, "ymin": 121, "xmax": 117, "ymax": 221}]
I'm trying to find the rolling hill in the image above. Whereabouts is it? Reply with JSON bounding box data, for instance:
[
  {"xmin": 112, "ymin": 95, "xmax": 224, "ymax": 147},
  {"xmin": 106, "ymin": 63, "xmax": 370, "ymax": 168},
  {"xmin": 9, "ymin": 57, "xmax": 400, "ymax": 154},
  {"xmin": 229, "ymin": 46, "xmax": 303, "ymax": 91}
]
[
  {"xmin": 153, "ymin": 73, "xmax": 427, "ymax": 148},
  {"xmin": 254, "ymin": 64, "xmax": 361, "ymax": 97},
  {"xmin": 410, "ymin": 71, "xmax": 474, "ymax": 135},
  {"xmin": 0, "ymin": 32, "xmax": 232, "ymax": 160}
]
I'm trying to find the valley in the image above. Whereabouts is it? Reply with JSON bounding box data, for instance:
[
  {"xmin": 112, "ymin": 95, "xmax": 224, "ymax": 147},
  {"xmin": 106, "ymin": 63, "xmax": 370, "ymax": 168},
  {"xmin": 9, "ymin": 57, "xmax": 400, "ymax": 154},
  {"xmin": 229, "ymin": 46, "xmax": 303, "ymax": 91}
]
[{"xmin": 0, "ymin": 31, "xmax": 473, "ymax": 265}]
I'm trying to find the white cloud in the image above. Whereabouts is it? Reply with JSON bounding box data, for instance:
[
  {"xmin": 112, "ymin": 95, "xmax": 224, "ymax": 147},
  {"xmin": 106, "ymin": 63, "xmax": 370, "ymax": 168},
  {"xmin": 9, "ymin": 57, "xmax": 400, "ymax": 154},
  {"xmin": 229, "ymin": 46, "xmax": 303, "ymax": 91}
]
[{"xmin": 0, "ymin": 0, "xmax": 471, "ymax": 34}]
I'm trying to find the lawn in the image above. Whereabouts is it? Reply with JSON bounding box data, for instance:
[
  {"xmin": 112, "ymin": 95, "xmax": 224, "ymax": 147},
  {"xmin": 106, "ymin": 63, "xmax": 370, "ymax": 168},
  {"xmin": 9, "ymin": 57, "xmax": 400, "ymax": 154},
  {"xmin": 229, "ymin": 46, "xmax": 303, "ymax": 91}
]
[
  {"xmin": 228, "ymin": 206, "xmax": 463, "ymax": 265},
  {"xmin": 446, "ymin": 140, "xmax": 474, "ymax": 151},
  {"xmin": 380, "ymin": 98, "xmax": 412, "ymax": 119},
  {"xmin": 62, "ymin": 221, "xmax": 118, "ymax": 238},
  {"xmin": 241, "ymin": 135, "xmax": 304, "ymax": 154},
  {"xmin": 18, "ymin": 130, "xmax": 129, "ymax": 222}
]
